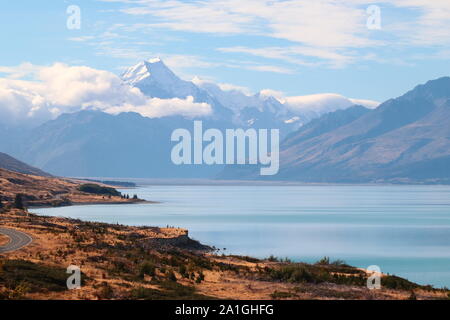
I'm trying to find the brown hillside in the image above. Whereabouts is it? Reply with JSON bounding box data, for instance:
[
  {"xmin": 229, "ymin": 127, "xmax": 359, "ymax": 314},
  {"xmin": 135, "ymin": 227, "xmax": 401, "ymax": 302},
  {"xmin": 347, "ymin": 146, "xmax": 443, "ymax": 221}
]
[
  {"xmin": 0, "ymin": 168, "xmax": 139, "ymax": 207},
  {"xmin": 0, "ymin": 152, "xmax": 51, "ymax": 177}
]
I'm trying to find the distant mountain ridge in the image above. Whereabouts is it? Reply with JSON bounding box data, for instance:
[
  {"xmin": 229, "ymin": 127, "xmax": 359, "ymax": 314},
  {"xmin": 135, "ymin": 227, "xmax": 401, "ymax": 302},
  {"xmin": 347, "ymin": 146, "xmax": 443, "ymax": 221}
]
[
  {"xmin": 0, "ymin": 152, "xmax": 51, "ymax": 177},
  {"xmin": 0, "ymin": 59, "xmax": 361, "ymax": 177},
  {"xmin": 122, "ymin": 59, "xmax": 234, "ymax": 122},
  {"xmin": 7, "ymin": 110, "xmax": 231, "ymax": 178},
  {"xmin": 1, "ymin": 59, "xmax": 447, "ymax": 183},
  {"xmin": 120, "ymin": 59, "xmax": 303, "ymax": 134},
  {"xmin": 220, "ymin": 77, "xmax": 450, "ymax": 184}
]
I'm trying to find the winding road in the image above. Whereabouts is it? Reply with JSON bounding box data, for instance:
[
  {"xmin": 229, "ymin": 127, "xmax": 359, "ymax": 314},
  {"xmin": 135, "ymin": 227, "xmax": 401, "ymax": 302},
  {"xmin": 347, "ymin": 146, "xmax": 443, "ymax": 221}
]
[{"xmin": 0, "ymin": 227, "xmax": 33, "ymax": 253}]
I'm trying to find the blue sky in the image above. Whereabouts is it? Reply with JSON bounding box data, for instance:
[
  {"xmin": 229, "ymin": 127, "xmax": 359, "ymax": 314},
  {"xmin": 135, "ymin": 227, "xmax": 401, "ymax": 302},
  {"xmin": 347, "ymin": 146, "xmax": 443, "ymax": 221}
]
[{"xmin": 1, "ymin": 0, "xmax": 450, "ymax": 102}]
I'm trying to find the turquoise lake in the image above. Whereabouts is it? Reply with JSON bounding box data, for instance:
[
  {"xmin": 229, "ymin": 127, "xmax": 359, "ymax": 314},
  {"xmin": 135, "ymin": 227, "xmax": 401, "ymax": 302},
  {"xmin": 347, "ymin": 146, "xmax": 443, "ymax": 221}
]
[{"xmin": 32, "ymin": 185, "xmax": 450, "ymax": 288}]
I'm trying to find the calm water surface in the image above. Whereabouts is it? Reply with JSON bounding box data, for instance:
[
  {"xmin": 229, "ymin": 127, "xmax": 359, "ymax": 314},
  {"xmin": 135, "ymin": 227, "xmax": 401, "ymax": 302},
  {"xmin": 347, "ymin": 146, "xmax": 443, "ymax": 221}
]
[{"xmin": 33, "ymin": 185, "xmax": 450, "ymax": 288}]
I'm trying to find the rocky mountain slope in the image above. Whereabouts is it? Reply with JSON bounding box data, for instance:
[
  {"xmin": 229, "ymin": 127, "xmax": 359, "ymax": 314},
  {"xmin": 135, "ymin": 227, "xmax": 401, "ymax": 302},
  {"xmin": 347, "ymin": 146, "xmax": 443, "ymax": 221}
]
[
  {"xmin": 220, "ymin": 77, "xmax": 450, "ymax": 184},
  {"xmin": 0, "ymin": 152, "xmax": 51, "ymax": 177}
]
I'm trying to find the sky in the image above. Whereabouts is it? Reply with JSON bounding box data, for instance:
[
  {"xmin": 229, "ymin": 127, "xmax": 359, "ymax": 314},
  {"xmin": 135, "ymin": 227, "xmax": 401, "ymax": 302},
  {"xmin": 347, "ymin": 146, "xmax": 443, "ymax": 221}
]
[{"xmin": 0, "ymin": 0, "xmax": 449, "ymax": 106}]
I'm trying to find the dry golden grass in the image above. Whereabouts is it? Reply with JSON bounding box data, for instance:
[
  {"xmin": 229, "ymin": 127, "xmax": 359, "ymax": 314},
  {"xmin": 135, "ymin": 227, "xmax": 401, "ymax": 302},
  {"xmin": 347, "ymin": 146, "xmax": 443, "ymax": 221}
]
[
  {"xmin": 1, "ymin": 208, "xmax": 448, "ymax": 300},
  {"xmin": 0, "ymin": 234, "xmax": 9, "ymax": 246},
  {"xmin": 0, "ymin": 210, "xmax": 195, "ymax": 300},
  {"xmin": 1, "ymin": 166, "xmax": 449, "ymax": 303},
  {"xmin": 0, "ymin": 168, "xmax": 143, "ymax": 207}
]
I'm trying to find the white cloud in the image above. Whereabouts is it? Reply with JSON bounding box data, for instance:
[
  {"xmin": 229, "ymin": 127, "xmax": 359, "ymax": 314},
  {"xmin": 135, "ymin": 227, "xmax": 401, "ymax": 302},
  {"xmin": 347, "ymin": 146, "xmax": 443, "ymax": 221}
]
[
  {"xmin": 105, "ymin": 96, "xmax": 211, "ymax": 118},
  {"xmin": 119, "ymin": 0, "xmax": 256, "ymax": 34},
  {"xmin": 0, "ymin": 62, "xmax": 44, "ymax": 79},
  {"xmin": 192, "ymin": 77, "xmax": 252, "ymax": 95},
  {"xmin": 68, "ymin": 36, "xmax": 96, "ymax": 42},
  {"xmin": 387, "ymin": 0, "xmax": 450, "ymax": 46},
  {"xmin": 101, "ymin": 0, "xmax": 450, "ymax": 66},
  {"xmin": 192, "ymin": 74, "xmax": 378, "ymax": 117},
  {"xmin": 244, "ymin": 64, "xmax": 293, "ymax": 74},
  {"xmin": 217, "ymin": 83, "xmax": 252, "ymax": 95},
  {"xmin": 218, "ymin": 46, "xmax": 355, "ymax": 69},
  {"xmin": 349, "ymin": 98, "xmax": 380, "ymax": 109},
  {"xmin": 112, "ymin": 0, "xmax": 371, "ymax": 47},
  {"xmin": 284, "ymin": 93, "xmax": 353, "ymax": 111},
  {"xmin": 0, "ymin": 63, "xmax": 212, "ymax": 126},
  {"xmin": 95, "ymin": 46, "xmax": 154, "ymax": 61},
  {"xmin": 284, "ymin": 116, "xmax": 301, "ymax": 124},
  {"xmin": 102, "ymin": 0, "xmax": 373, "ymax": 68},
  {"xmin": 163, "ymin": 55, "xmax": 217, "ymax": 70},
  {"xmin": 259, "ymin": 89, "xmax": 285, "ymax": 100},
  {"xmin": 0, "ymin": 61, "xmax": 380, "ymax": 127},
  {"xmin": 283, "ymin": 93, "xmax": 379, "ymax": 117}
]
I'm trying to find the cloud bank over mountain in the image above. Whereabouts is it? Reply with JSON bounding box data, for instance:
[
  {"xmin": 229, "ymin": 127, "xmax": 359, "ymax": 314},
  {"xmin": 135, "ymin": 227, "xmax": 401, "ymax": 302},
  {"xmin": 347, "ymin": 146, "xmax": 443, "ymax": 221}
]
[
  {"xmin": 0, "ymin": 60, "xmax": 378, "ymax": 126},
  {"xmin": 219, "ymin": 76, "xmax": 450, "ymax": 184},
  {"xmin": 0, "ymin": 62, "xmax": 212, "ymax": 126},
  {"xmin": 283, "ymin": 93, "xmax": 379, "ymax": 120}
]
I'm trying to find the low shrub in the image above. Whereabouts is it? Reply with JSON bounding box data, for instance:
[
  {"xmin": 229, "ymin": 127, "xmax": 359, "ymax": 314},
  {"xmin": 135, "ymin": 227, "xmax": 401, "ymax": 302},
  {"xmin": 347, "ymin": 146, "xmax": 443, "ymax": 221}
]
[
  {"xmin": 0, "ymin": 259, "xmax": 70, "ymax": 293},
  {"xmin": 130, "ymin": 281, "xmax": 213, "ymax": 300},
  {"xmin": 139, "ymin": 262, "xmax": 156, "ymax": 278},
  {"xmin": 77, "ymin": 184, "xmax": 121, "ymax": 197}
]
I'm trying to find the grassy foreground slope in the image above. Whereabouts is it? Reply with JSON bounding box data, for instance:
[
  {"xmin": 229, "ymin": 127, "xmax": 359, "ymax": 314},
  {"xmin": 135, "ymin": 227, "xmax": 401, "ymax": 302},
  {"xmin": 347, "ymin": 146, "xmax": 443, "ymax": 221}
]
[
  {"xmin": 0, "ymin": 167, "xmax": 448, "ymax": 300},
  {"xmin": 0, "ymin": 168, "xmax": 142, "ymax": 207},
  {"xmin": 0, "ymin": 208, "xmax": 448, "ymax": 300}
]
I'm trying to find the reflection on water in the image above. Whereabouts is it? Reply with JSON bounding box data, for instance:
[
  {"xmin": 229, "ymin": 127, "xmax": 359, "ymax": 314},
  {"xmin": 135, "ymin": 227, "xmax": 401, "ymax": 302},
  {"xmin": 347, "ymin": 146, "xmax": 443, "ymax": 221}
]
[{"xmin": 33, "ymin": 185, "xmax": 450, "ymax": 288}]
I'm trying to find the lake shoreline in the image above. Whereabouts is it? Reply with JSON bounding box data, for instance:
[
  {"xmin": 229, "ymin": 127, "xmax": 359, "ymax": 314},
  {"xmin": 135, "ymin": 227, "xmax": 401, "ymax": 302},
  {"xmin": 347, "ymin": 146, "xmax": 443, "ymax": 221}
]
[
  {"xmin": 80, "ymin": 177, "xmax": 450, "ymax": 187},
  {"xmin": 2, "ymin": 208, "xmax": 448, "ymax": 300},
  {"xmin": 32, "ymin": 184, "xmax": 450, "ymax": 289},
  {"xmin": 28, "ymin": 199, "xmax": 160, "ymax": 209}
]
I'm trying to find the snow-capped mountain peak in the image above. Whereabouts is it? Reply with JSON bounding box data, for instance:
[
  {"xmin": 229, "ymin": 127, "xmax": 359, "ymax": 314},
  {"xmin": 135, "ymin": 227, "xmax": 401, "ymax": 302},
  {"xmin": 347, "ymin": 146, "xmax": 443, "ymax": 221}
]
[
  {"xmin": 119, "ymin": 59, "xmax": 376, "ymax": 137},
  {"xmin": 121, "ymin": 58, "xmax": 207, "ymax": 101},
  {"xmin": 122, "ymin": 58, "xmax": 178, "ymax": 87}
]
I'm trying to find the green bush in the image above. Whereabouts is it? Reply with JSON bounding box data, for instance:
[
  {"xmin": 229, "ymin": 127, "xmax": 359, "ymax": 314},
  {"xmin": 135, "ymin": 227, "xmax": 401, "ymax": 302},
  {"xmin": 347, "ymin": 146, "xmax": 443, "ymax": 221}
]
[
  {"xmin": 96, "ymin": 282, "xmax": 114, "ymax": 299},
  {"xmin": 77, "ymin": 184, "xmax": 121, "ymax": 197},
  {"xmin": 270, "ymin": 290, "xmax": 297, "ymax": 299},
  {"xmin": 167, "ymin": 270, "xmax": 177, "ymax": 282},
  {"xmin": 195, "ymin": 272, "xmax": 205, "ymax": 284},
  {"xmin": 265, "ymin": 262, "xmax": 368, "ymax": 286},
  {"xmin": 179, "ymin": 265, "xmax": 189, "ymax": 278},
  {"xmin": 130, "ymin": 281, "xmax": 213, "ymax": 300},
  {"xmin": 13, "ymin": 194, "xmax": 25, "ymax": 209},
  {"xmin": 269, "ymin": 265, "xmax": 317, "ymax": 283},
  {"xmin": 139, "ymin": 262, "xmax": 156, "ymax": 278},
  {"xmin": 382, "ymin": 275, "xmax": 420, "ymax": 291},
  {"xmin": 315, "ymin": 256, "xmax": 332, "ymax": 265},
  {"xmin": 0, "ymin": 259, "xmax": 70, "ymax": 293},
  {"xmin": 228, "ymin": 255, "xmax": 261, "ymax": 263},
  {"xmin": 408, "ymin": 291, "xmax": 417, "ymax": 300}
]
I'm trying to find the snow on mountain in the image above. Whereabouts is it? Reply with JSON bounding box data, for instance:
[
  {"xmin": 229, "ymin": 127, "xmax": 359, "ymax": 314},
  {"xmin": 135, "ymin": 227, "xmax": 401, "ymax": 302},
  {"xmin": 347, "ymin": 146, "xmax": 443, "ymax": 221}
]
[
  {"xmin": 192, "ymin": 77, "xmax": 265, "ymax": 112},
  {"xmin": 220, "ymin": 77, "xmax": 450, "ymax": 183},
  {"xmin": 191, "ymin": 77, "xmax": 303, "ymax": 135},
  {"xmin": 121, "ymin": 59, "xmax": 378, "ymax": 134},
  {"xmin": 122, "ymin": 59, "xmax": 233, "ymax": 121},
  {"xmin": 122, "ymin": 58, "xmax": 204, "ymax": 100},
  {"xmin": 191, "ymin": 75, "xmax": 379, "ymax": 128},
  {"xmin": 193, "ymin": 77, "xmax": 291, "ymax": 115}
]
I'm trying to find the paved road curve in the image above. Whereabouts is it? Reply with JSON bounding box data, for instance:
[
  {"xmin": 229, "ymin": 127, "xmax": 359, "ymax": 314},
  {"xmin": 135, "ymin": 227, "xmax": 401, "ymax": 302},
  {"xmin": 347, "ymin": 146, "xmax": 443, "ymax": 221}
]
[{"xmin": 0, "ymin": 227, "xmax": 33, "ymax": 253}]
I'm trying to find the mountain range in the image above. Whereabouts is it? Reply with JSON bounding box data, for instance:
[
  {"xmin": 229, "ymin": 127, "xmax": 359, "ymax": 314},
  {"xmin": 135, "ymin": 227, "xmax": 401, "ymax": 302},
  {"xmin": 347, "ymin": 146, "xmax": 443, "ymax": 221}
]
[
  {"xmin": 121, "ymin": 59, "xmax": 310, "ymax": 134},
  {"xmin": 220, "ymin": 77, "xmax": 450, "ymax": 184},
  {"xmin": 0, "ymin": 152, "xmax": 50, "ymax": 177},
  {"xmin": 0, "ymin": 59, "xmax": 365, "ymax": 178},
  {"xmin": 0, "ymin": 58, "xmax": 448, "ymax": 183}
]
